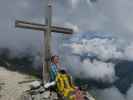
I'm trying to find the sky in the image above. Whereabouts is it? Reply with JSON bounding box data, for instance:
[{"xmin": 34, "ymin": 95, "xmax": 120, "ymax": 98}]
[{"xmin": 1, "ymin": 0, "xmax": 133, "ymax": 52}]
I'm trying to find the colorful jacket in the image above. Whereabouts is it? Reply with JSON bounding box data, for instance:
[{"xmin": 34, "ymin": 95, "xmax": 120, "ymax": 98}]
[{"xmin": 50, "ymin": 63, "xmax": 58, "ymax": 81}]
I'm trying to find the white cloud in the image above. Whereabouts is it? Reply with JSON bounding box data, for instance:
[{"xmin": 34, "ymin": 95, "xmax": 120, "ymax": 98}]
[
  {"xmin": 70, "ymin": 38, "xmax": 123, "ymax": 61},
  {"xmin": 65, "ymin": 22, "xmax": 80, "ymax": 33},
  {"xmin": 61, "ymin": 0, "xmax": 133, "ymax": 41},
  {"xmin": 82, "ymin": 59, "xmax": 116, "ymax": 82},
  {"xmin": 65, "ymin": 51, "xmax": 116, "ymax": 82},
  {"xmin": 65, "ymin": 38, "xmax": 118, "ymax": 82},
  {"xmin": 65, "ymin": 36, "xmax": 133, "ymax": 82}
]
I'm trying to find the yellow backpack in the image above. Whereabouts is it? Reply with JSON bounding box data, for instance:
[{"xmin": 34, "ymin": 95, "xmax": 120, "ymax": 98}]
[{"xmin": 56, "ymin": 72, "xmax": 76, "ymax": 100}]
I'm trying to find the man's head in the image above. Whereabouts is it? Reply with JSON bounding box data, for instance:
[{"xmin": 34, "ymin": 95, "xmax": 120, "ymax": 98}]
[
  {"xmin": 51, "ymin": 55, "xmax": 59, "ymax": 64},
  {"xmin": 59, "ymin": 69, "xmax": 67, "ymax": 74}
]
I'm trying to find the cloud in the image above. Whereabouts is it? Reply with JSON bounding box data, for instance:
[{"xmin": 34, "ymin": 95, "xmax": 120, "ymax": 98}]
[
  {"xmin": 94, "ymin": 85, "xmax": 133, "ymax": 100},
  {"xmin": 64, "ymin": 37, "xmax": 118, "ymax": 82},
  {"xmin": 82, "ymin": 59, "xmax": 116, "ymax": 82},
  {"xmin": 68, "ymin": 0, "xmax": 80, "ymax": 8},
  {"xmin": 65, "ymin": 22, "xmax": 80, "ymax": 33},
  {"xmin": 69, "ymin": 35, "xmax": 133, "ymax": 61},
  {"xmin": 1, "ymin": 0, "xmax": 133, "ymax": 51},
  {"xmin": 65, "ymin": 51, "xmax": 116, "ymax": 82},
  {"xmin": 94, "ymin": 87, "xmax": 125, "ymax": 100},
  {"xmin": 64, "ymin": 35, "xmax": 133, "ymax": 83},
  {"xmin": 56, "ymin": 0, "xmax": 133, "ymax": 41},
  {"xmin": 17, "ymin": 0, "xmax": 30, "ymax": 9},
  {"xmin": 70, "ymin": 38, "xmax": 123, "ymax": 61}
]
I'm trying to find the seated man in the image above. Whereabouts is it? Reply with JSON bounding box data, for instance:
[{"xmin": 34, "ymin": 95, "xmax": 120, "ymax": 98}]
[
  {"xmin": 49, "ymin": 55, "xmax": 61, "ymax": 82},
  {"xmin": 55, "ymin": 69, "xmax": 84, "ymax": 100}
]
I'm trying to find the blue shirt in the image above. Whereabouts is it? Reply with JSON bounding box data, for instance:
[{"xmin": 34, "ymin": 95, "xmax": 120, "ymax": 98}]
[{"xmin": 50, "ymin": 63, "xmax": 58, "ymax": 81}]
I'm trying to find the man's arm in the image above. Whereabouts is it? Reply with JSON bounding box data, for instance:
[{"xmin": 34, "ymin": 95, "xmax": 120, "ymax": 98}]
[{"xmin": 56, "ymin": 63, "xmax": 61, "ymax": 70}]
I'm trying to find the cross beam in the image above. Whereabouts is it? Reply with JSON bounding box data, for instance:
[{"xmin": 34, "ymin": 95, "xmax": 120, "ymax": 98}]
[{"xmin": 15, "ymin": 20, "xmax": 73, "ymax": 34}]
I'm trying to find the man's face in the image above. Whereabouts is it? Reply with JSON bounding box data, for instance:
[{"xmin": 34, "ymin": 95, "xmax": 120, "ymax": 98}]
[{"xmin": 53, "ymin": 56, "xmax": 59, "ymax": 64}]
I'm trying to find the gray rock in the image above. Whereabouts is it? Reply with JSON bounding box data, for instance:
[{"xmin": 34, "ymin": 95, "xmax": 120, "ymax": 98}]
[
  {"xmin": 40, "ymin": 91, "xmax": 50, "ymax": 99},
  {"xmin": 20, "ymin": 85, "xmax": 95, "ymax": 100},
  {"xmin": 32, "ymin": 94, "xmax": 41, "ymax": 100},
  {"xmin": 49, "ymin": 92, "xmax": 58, "ymax": 100}
]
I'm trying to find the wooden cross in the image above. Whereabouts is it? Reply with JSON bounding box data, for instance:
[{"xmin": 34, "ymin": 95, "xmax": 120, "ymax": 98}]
[{"xmin": 15, "ymin": 0, "xmax": 73, "ymax": 84}]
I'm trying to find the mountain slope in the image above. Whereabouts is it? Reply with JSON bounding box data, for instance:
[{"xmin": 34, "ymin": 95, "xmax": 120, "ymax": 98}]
[{"xmin": 0, "ymin": 66, "xmax": 31, "ymax": 100}]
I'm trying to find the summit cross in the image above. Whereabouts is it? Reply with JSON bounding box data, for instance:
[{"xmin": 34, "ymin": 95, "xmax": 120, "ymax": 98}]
[{"xmin": 15, "ymin": 0, "xmax": 73, "ymax": 83}]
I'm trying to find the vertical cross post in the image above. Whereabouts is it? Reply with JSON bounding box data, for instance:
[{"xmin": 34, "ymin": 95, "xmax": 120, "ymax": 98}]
[{"xmin": 43, "ymin": 0, "xmax": 52, "ymax": 83}]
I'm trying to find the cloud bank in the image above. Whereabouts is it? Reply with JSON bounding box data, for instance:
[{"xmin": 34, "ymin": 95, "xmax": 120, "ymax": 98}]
[
  {"xmin": 94, "ymin": 84, "xmax": 133, "ymax": 100},
  {"xmin": 63, "ymin": 34, "xmax": 133, "ymax": 83}
]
